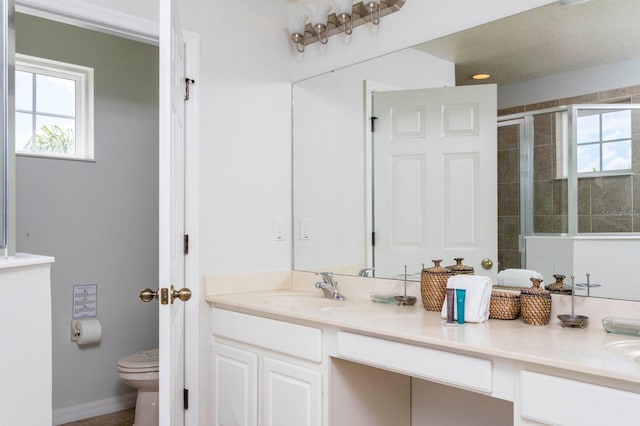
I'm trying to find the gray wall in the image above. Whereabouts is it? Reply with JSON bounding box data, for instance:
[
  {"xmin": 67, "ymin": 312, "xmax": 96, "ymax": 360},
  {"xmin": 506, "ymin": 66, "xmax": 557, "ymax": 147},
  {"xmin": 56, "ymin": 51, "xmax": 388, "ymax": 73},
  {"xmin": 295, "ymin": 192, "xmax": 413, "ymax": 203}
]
[{"xmin": 15, "ymin": 14, "xmax": 159, "ymax": 411}]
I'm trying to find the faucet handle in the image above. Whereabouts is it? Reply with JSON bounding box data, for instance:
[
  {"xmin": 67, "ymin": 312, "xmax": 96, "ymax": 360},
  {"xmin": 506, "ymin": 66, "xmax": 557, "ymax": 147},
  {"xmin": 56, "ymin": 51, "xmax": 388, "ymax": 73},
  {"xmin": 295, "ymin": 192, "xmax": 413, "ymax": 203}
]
[{"xmin": 315, "ymin": 272, "xmax": 335, "ymax": 285}]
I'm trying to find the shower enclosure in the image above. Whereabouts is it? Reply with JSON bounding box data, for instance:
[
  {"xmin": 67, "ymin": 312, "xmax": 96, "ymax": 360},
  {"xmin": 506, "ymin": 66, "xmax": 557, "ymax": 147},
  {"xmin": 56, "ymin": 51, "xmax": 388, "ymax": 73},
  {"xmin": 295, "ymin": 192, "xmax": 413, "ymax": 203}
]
[{"xmin": 497, "ymin": 103, "xmax": 640, "ymax": 273}]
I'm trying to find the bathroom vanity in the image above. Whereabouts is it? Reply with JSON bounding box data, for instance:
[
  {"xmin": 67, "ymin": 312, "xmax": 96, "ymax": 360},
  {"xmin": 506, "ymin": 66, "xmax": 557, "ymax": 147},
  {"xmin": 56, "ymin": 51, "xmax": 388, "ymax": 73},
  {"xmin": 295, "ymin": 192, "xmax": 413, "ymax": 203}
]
[{"xmin": 206, "ymin": 271, "xmax": 640, "ymax": 426}]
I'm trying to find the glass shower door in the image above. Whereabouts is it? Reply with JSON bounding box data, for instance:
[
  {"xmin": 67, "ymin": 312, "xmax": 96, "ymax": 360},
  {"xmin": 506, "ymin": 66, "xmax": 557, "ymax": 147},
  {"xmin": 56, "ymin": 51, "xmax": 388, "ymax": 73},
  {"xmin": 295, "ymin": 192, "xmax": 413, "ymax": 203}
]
[{"xmin": 497, "ymin": 119, "xmax": 525, "ymax": 270}]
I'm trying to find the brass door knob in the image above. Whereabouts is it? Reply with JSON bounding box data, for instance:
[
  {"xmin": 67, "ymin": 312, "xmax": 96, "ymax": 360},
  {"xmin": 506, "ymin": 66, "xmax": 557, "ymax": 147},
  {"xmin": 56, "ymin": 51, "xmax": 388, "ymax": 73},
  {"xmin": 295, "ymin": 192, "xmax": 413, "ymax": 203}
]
[
  {"xmin": 171, "ymin": 286, "xmax": 192, "ymax": 303},
  {"xmin": 139, "ymin": 288, "xmax": 158, "ymax": 302},
  {"xmin": 481, "ymin": 258, "xmax": 494, "ymax": 270}
]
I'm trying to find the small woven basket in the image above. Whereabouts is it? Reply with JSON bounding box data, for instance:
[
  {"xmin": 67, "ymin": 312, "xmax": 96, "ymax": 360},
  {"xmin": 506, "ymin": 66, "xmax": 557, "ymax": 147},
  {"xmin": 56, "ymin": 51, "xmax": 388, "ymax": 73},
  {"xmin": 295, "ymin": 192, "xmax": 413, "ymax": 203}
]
[
  {"xmin": 520, "ymin": 278, "xmax": 552, "ymax": 326},
  {"xmin": 446, "ymin": 257, "xmax": 474, "ymax": 275},
  {"xmin": 489, "ymin": 290, "xmax": 521, "ymax": 320},
  {"xmin": 420, "ymin": 260, "xmax": 452, "ymax": 311},
  {"xmin": 545, "ymin": 274, "xmax": 572, "ymax": 295}
]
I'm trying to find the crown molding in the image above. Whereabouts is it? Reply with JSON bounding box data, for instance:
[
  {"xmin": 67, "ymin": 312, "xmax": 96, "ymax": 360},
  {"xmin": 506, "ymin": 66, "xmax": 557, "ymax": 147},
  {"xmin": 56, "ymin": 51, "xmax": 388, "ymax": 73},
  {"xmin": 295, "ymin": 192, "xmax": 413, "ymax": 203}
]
[{"xmin": 16, "ymin": 0, "xmax": 159, "ymax": 45}]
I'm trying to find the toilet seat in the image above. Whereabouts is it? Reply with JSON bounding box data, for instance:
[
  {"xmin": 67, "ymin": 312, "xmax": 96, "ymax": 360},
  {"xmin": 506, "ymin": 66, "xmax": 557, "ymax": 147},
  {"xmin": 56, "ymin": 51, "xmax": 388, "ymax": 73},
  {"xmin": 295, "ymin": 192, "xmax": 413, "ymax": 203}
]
[{"xmin": 117, "ymin": 349, "xmax": 159, "ymax": 373}]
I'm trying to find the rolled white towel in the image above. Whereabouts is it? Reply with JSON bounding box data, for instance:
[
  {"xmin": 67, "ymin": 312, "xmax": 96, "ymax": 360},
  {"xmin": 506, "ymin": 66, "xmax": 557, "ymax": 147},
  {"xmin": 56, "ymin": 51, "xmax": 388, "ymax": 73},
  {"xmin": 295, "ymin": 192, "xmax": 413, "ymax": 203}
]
[
  {"xmin": 441, "ymin": 275, "xmax": 493, "ymax": 323},
  {"xmin": 497, "ymin": 269, "xmax": 543, "ymax": 287}
]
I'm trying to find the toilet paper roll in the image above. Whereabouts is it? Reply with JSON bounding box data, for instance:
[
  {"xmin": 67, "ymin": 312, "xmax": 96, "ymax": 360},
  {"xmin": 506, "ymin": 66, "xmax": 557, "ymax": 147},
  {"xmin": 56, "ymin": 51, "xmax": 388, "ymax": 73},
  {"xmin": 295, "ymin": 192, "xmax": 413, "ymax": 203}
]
[{"xmin": 76, "ymin": 318, "xmax": 102, "ymax": 345}]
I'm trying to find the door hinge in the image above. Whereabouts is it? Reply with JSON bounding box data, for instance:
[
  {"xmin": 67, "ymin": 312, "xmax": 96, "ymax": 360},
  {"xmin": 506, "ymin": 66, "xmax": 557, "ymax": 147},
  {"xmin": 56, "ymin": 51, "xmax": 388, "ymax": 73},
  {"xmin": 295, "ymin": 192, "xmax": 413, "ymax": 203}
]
[
  {"xmin": 184, "ymin": 78, "xmax": 195, "ymax": 101},
  {"xmin": 370, "ymin": 116, "xmax": 378, "ymax": 132},
  {"xmin": 184, "ymin": 234, "xmax": 189, "ymax": 255},
  {"xmin": 371, "ymin": 231, "xmax": 376, "ymax": 246},
  {"xmin": 183, "ymin": 388, "xmax": 189, "ymax": 410}
]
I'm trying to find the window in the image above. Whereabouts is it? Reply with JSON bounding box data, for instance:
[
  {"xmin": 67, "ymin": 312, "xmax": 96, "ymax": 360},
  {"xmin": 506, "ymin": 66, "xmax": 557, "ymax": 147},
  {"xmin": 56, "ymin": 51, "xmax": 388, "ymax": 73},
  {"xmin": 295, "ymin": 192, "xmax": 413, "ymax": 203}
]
[
  {"xmin": 15, "ymin": 54, "xmax": 94, "ymax": 160},
  {"xmin": 576, "ymin": 109, "xmax": 632, "ymax": 174}
]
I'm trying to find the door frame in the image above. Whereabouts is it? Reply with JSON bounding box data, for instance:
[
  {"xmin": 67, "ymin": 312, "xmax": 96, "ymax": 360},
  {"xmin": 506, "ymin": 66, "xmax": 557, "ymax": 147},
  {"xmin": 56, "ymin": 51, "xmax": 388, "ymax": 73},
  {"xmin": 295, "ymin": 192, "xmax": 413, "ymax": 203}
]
[
  {"xmin": 14, "ymin": 2, "xmax": 202, "ymax": 424},
  {"xmin": 364, "ymin": 80, "xmax": 396, "ymax": 274}
]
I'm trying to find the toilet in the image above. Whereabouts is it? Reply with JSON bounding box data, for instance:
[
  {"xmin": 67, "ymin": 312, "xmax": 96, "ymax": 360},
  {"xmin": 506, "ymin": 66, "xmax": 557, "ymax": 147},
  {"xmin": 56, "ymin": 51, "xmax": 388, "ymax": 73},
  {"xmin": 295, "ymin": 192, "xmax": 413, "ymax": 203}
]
[{"xmin": 117, "ymin": 349, "xmax": 159, "ymax": 426}]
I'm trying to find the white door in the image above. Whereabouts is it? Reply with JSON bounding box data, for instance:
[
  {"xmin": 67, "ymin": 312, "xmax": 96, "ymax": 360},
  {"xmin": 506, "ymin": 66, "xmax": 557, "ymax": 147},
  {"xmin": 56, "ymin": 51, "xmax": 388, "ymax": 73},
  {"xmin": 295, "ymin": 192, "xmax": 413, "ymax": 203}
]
[
  {"xmin": 373, "ymin": 85, "xmax": 497, "ymax": 280},
  {"xmin": 158, "ymin": 0, "xmax": 188, "ymax": 424}
]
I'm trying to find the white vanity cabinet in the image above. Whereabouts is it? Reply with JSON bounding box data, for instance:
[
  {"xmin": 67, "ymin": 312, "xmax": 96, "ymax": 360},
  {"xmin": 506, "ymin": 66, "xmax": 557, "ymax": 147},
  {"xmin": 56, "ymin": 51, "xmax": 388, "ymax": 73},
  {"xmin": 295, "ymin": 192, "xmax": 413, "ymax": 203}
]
[
  {"xmin": 517, "ymin": 369, "xmax": 640, "ymax": 426},
  {"xmin": 211, "ymin": 308, "xmax": 324, "ymax": 426},
  {"xmin": 208, "ymin": 284, "xmax": 640, "ymax": 426}
]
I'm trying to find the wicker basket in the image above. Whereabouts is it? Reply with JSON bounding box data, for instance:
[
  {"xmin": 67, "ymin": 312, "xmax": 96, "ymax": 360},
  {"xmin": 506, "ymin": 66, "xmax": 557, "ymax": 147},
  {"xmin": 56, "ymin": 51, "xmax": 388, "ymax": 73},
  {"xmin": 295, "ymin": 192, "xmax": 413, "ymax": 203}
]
[
  {"xmin": 489, "ymin": 290, "xmax": 521, "ymax": 320},
  {"xmin": 520, "ymin": 278, "xmax": 552, "ymax": 326},
  {"xmin": 420, "ymin": 260, "xmax": 452, "ymax": 311},
  {"xmin": 446, "ymin": 257, "xmax": 474, "ymax": 275},
  {"xmin": 545, "ymin": 274, "xmax": 572, "ymax": 295}
]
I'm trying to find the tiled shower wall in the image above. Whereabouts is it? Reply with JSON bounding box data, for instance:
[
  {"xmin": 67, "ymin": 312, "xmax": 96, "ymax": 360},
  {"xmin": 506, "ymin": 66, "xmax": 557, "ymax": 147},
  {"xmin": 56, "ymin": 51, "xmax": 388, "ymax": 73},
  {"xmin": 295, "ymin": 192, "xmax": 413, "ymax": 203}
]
[{"xmin": 497, "ymin": 84, "xmax": 640, "ymax": 271}]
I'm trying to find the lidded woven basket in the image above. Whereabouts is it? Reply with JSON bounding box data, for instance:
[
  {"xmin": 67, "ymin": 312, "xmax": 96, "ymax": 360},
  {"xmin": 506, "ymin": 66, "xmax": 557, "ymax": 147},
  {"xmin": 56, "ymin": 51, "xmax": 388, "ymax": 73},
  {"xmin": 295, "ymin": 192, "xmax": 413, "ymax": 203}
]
[
  {"xmin": 489, "ymin": 290, "xmax": 520, "ymax": 320},
  {"xmin": 545, "ymin": 274, "xmax": 572, "ymax": 295},
  {"xmin": 446, "ymin": 257, "xmax": 474, "ymax": 275},
  {"xmin": 420, "ymin": 260, "xmax": 452, "ymax": 311},
  {"xmin": 520, "ymin": 277, "xmax": 551, "ymax": 325}
]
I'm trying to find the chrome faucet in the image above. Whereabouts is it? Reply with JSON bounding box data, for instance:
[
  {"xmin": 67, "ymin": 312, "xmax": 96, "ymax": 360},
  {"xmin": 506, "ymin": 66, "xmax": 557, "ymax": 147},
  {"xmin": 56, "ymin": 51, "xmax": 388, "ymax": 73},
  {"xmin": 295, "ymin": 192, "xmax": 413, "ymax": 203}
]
[
  {"xmin": 315, "ymin": 272, "xmax": 346, "ymax": 300},
  {"xmin": 358, "ymin": 267, "xmax": 374, "ymax": 277}
]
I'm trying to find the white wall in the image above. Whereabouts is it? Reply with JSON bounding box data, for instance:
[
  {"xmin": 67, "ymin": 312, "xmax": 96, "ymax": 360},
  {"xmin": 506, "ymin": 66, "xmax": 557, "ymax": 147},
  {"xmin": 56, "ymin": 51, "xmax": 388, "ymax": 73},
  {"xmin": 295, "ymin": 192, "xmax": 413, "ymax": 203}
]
[
  {"xmin": 293, "ymin": 48, "xmax": 454, "ymax": 273},
  {"xmin": 178, "ymin": 0, "xmax": 293, "ymax": 278},
  {"xmin": 499, "ymin": 59, "xmax": 640, "ymax": 109}
]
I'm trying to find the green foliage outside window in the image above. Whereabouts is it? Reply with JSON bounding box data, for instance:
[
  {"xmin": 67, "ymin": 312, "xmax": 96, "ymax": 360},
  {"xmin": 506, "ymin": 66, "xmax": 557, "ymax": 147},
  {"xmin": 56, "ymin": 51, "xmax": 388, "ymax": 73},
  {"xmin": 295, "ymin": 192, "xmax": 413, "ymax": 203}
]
[{"xmin": 23, "ymin": 125, "xmax": 75, "ymax": 155}]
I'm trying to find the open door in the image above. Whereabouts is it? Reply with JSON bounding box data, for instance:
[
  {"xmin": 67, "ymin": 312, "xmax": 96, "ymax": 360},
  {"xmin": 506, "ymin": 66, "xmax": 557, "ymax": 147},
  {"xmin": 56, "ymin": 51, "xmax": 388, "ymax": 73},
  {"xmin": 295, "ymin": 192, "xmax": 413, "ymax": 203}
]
[
  {"xmin": 158, "ymin": 0, "xmax": 189, "ymax": 424},
  {"xmin": 373, "ymin": 85, "xmax": 497, "ymax": 280}
]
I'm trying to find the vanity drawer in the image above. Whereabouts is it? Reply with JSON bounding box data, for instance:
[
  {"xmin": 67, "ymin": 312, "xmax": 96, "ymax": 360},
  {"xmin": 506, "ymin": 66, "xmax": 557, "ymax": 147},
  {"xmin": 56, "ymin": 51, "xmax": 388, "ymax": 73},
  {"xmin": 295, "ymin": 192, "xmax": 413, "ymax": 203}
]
[
  {"xmin": 336, "ymin": 331, "xmax": 492, "ymax": 393},
  {"xmin": 211, "ymin": 308, "xmax": 322, "ymax": 362},
  {"xmin": 520, "ymin": 371, "xmax": 640, "ymax": 425}
]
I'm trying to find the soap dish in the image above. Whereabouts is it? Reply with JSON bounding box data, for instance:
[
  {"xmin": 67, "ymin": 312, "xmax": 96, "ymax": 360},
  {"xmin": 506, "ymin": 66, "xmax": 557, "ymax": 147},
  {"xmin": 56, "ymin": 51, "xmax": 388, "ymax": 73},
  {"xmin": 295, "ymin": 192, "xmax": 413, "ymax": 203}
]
[
  {"xmin": 369, "ymin": 293, "xmax": 398, "ymax": 304},
  {"xmin": 602, "ymin": 317, "xmax": 640, "ymax": 337}
]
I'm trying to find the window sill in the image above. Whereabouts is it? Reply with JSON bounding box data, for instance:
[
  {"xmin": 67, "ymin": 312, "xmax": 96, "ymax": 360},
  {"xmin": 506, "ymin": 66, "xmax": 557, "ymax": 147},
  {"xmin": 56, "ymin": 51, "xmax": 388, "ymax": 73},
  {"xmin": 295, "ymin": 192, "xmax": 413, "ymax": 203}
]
[{"xmin": 16, "ymin": 152, "xmax": 96, "ymax": 163}]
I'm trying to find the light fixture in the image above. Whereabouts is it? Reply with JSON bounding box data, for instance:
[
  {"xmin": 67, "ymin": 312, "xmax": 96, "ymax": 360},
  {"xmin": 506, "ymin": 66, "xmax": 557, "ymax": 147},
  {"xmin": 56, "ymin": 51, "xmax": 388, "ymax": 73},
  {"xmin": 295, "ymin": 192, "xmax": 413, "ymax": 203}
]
[
  {"xmin": 306, "ymin": 0, "xmax": 332, "ymax": 44},
  {"xmin": 366, "ymin": 0, "xmax": 381, "ymax": 25},
  {"xmin": 471, "ymin": 73, "xmax": 492, "ymax": 80},
  {"xmin": 288, "ymin": 2, "xmax": 309, "ymax": 52},
  {"xmin": 288, "ymin": 0, "xmax": 407, "ymax": 53},
  {"xmin": 331, "ymin": 0, "xmax": 354, "ymax": 34}
]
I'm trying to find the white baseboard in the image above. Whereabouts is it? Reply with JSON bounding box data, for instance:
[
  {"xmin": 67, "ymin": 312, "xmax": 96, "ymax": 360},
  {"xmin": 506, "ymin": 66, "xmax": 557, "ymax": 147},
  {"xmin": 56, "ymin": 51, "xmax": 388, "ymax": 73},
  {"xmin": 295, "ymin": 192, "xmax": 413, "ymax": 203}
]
[{"xmin": 53, "ymin": 392, "xmax": 137, "ymax": 425}]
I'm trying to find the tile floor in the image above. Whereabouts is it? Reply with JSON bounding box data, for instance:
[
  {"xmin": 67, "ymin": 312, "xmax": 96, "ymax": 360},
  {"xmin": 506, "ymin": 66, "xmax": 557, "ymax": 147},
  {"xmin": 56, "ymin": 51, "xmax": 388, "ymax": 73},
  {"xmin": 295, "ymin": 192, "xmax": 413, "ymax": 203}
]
[{"xmin": 59, "ymin": 408, "xmax": 135, "ymax": 426}]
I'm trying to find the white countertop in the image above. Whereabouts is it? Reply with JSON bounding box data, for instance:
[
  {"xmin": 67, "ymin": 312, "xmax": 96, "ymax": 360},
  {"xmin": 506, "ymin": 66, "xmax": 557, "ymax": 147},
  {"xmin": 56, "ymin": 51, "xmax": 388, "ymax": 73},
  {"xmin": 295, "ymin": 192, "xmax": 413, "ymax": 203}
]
[
  {"xmin": 0, "ymin": 253, "xmax": 55, "ymax": 269},
  {"xmin": 208, "ymin": 285, "xmax": 640, "ymax": 386}
]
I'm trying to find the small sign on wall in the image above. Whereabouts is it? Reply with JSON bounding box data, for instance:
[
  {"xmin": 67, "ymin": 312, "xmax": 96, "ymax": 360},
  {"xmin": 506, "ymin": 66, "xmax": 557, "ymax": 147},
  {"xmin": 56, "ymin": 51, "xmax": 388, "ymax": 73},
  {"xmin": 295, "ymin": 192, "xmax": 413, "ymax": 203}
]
[{"xmin": 73, "ymin": 284, "xmax": 97, "ymax": 318}]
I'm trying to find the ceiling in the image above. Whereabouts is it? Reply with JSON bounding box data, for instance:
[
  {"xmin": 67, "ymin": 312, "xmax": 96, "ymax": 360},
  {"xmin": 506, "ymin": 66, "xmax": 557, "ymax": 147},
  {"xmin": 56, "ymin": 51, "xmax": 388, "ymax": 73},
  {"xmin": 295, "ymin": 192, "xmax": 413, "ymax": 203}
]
[{"xmin": 414, "ymin": 0, "xmax": 640, "ymax": 86}]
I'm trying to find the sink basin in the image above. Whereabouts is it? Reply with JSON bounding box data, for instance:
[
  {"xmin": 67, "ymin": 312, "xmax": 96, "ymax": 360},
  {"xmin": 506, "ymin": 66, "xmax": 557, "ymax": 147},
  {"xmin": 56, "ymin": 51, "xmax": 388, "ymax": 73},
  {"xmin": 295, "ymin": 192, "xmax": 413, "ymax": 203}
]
[
  {"xmin": 605, "ymin": 340, "xmax": 640, "ymax": 363},
  {"xmin": 260, "ymin": 292, "xmax": 345, "ymax": 309}
]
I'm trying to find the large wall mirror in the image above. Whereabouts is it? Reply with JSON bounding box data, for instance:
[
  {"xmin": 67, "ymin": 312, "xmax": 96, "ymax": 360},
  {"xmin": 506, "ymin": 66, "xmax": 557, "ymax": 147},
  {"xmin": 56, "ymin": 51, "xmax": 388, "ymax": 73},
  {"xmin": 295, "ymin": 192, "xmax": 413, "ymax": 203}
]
[{"xmin": 292, "ymin": 0, "xmax": 640, "ymax": 301}]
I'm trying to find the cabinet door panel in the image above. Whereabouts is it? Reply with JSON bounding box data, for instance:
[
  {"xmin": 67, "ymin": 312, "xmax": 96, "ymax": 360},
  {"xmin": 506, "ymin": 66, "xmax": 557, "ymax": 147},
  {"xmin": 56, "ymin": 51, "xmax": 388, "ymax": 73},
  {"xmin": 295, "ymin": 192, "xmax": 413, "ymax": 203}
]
[
  {"xmin": 263, "ymin": 357, "xmax": 322, "ymax": 426},
  {"xmin": 213, "ymin": 342, "xmax": 258, "ymax": 426}
]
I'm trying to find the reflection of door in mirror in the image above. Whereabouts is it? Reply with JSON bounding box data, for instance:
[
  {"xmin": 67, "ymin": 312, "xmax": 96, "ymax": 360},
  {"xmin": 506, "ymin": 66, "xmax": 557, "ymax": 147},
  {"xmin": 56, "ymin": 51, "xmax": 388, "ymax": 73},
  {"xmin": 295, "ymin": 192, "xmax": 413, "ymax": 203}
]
[{"xmin": 372, "ymin": 85, "xmax": 497, "ymax": 281}]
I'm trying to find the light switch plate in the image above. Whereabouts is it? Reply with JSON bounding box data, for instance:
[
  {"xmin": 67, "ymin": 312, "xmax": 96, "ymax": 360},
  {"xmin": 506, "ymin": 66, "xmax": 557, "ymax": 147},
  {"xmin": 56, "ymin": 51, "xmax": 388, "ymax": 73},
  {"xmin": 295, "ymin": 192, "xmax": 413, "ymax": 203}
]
[{"xmin": 273, "ymin": 217, "xmax": 285, "ymax": 241}]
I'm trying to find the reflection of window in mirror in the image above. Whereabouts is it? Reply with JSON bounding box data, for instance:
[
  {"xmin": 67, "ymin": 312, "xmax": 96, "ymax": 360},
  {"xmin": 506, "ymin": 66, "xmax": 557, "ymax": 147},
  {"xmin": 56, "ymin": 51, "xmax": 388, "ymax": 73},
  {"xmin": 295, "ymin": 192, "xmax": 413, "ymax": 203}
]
[
  {"xmin": 556, "ymin": 106, "xmax": 633, "ymax": 179},
  {"xmin": 577, "ymin": 109, "xmax": 632, "ymax": 173},
  {"xmin": 14, "ymin": 54, "xmax": 94, "ymax": 160}
]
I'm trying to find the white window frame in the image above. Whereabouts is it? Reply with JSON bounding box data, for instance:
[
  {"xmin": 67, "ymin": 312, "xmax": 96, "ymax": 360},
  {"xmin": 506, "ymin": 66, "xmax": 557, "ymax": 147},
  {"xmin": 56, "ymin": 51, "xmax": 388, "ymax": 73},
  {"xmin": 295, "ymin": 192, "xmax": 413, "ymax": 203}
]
[
  {"xmin": 556, "ymin": 105, "xmax": 635, "ymax": 180},
  {"xmin": 15, "ymin": 53, "xmax": 94, "ymax": 160}
]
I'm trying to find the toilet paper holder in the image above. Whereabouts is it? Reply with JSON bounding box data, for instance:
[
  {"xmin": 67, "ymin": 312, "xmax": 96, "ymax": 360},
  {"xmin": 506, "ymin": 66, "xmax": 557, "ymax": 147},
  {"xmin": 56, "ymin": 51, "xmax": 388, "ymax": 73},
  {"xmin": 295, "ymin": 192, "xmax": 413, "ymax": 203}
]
[
  {"xmin": 70, "ymin": 320, "xmax": 81, "ymax": 342},
  {"xmin": 70, "ymin": 318, "xmax": 102, "ymax": 344}
]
